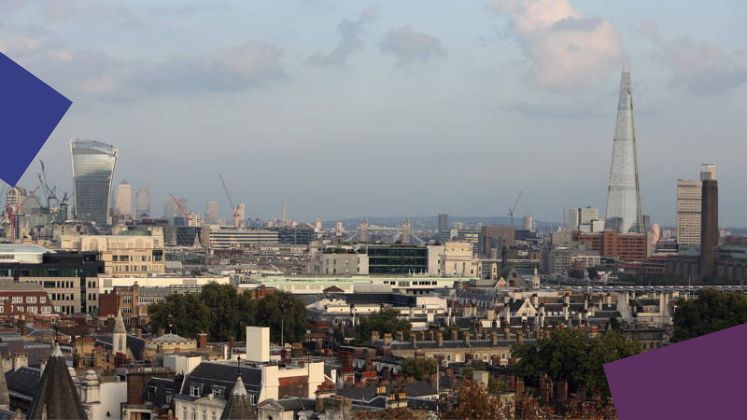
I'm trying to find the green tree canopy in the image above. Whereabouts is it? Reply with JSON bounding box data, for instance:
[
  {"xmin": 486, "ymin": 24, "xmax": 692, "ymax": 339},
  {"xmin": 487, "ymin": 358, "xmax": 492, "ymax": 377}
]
[
  {"xmin": 401, "ymin": 358, "xmax": 437, "ymax": 379},
  {"xmin": 672, "ymin": 288, "xmax": 747, "ymax": 342},
  {"xmin": 148, "ymin": 284, "xmax": 306, "ymax": 343},
  {"xmin": 512, "ymin": 329, "xmax": 639, "ymax": 398},
  {"xmin": 355, "ymin": 308, "xmax": 411, "ymax": 343}
]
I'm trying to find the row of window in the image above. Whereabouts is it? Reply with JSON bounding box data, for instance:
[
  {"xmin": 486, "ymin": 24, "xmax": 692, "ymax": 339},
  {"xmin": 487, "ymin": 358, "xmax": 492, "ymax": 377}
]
[
  {"xmin": 0, "ymin": 305, "xmax": 52, "ymax": 314},
  {"xmin": 112, "ymin": 255, "xmax": 151, "ymax": 262},
  {"xmin": 0, "ymin": 295, "xmax": 45, "ymax": 304},
  {"xmin": 112, "ymin": 265, "xmax": 149, "ymax": 273}
]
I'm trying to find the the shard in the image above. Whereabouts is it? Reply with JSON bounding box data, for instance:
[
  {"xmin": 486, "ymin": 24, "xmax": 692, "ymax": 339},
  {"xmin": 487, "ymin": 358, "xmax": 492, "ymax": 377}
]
[{"xmin": 605, "ymin": 70, "xmax": 643, "ymax": 233}]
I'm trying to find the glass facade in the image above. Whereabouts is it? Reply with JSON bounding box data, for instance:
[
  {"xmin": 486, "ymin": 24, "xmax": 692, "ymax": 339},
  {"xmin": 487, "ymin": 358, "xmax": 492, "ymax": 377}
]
[
  {"xmin": 367, "ymin": 244, "xmax": 428, "ymax": 274},
  {"xmin": 605, "ymin": 70, "xmax": 643, "ymax": 234},
  {"xmin": 71, "ymin": 139, "xmax": 118, "ymax": 226}
]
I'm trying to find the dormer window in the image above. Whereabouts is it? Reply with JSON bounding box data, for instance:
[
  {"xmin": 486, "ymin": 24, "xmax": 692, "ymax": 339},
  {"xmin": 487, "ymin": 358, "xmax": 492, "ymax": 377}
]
[
  {"xmin": 190, "ymin": 383, "xmax": 202, "ymax": 397},
  {"xmin": 211, "ymin": 386, "xmax": 225, "ymax": 398}
]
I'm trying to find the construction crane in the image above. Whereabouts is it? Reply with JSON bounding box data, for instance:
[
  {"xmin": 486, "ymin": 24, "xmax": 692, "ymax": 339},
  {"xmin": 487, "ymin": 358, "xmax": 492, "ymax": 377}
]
[
  {"xmin": 168, "ymin": 194, "xmax": 190, "ymax": 222},
  {"xmin": 508, "ymin": 190, "xmax": 523, "ymax": 228},
  {"xmin": 218, "ymin": 174, "xmax": 242, "ymax": 227},
  {"xmin": 37, "ymin": 160, "xmax": 59, "ymax": 210}
]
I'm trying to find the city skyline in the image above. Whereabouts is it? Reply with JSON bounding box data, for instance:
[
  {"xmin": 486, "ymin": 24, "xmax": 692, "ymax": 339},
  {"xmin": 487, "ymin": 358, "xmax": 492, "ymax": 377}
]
[{"xmin": 2, "ymin": 1, "xmax": 747, "ymax": 224}]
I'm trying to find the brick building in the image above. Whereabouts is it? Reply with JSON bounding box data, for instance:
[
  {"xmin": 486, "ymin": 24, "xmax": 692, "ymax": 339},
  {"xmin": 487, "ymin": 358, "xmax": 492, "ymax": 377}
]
[{"xmin": 576, "ymin": 231, "xmax": 650, "ymax": 262}]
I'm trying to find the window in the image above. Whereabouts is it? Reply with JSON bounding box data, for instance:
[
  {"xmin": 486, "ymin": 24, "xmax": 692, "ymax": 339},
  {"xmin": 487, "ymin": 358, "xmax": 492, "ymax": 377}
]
[
  {"xmin": 212, "ymin": 386, "xmax": 225, "ymax": 398},
  {"xmin": 26, "ymin": 296, "xmax": 36, "ymax": 304},
  {"xmin": 11, "ymin": 296, "xmax": 22, "ymax": 304},
  {"xmin": 190, "ymin": 384, "xmax": 202, "ymax": 397},
  {"xmin": 28, "ymin": 307, "xmax": 37, "ymax": 314}
]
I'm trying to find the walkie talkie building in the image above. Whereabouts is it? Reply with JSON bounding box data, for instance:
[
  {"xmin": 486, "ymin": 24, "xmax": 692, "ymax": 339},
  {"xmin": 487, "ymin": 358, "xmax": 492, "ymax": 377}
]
[
  {"xmin": 605, "ymin": 70, "xmax": 644, "ymax": 234},
  {"xmin": 71, "ymin": 139, "xmax": 118, "ymax": 226}
]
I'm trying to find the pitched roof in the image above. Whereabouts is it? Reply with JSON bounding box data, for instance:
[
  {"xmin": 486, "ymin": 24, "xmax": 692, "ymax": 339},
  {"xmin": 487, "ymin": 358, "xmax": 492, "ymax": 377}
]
[
  {"xmin": 26, "ymin": 343, "xmax": 88, "ymax": 419},
  {"xmin": 220, "ymin": 375, "xmax": 256, "ymax": 420},
  {"xmin": 113, "ymin": 310, "xmax": 127, "ymax": 334}
]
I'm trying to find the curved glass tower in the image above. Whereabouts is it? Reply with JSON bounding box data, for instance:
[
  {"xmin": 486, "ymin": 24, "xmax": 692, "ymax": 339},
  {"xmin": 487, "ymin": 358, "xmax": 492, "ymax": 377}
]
[
  {"xmin": 605, "ymin": 70, "xmax": 643, "ymax": 233},
  {"xmin": 71, "ymin": 139, "xmax": 118, "ymax": 225}
]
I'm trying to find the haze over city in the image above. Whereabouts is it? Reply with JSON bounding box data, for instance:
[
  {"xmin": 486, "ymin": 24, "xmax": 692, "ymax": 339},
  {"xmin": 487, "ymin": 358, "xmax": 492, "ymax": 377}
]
[{"xmin": 3, "ymin": 0, "xmax": 747, "ymax": 225}]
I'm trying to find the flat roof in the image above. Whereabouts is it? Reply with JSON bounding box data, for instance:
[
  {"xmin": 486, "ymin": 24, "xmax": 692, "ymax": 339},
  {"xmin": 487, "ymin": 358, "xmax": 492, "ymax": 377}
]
[{"xmin": 0, "ymin": 244, "xmax": 51, "ymax": 254}]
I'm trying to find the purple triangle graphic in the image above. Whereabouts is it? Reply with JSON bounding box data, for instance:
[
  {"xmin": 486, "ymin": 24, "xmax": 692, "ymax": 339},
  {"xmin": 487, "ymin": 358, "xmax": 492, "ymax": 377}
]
[
  {"xmin": 605, "ymin": 322, "xmax": 747, "ymax": 419},
  {"xmin": 0, "ymin": 52, "xmax": 72, "ymax": 186}
]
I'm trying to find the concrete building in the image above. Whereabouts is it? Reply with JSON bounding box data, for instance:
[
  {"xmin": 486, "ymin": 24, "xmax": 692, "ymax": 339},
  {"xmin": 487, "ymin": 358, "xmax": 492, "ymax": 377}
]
[
  {"xmin": 60, "ymin": 232, "xmax": 165, "ymax": 277},
  {"xmin": 567, "ymin": 207, "xmax": 604, "ymax": 233},
  {"xmin": 547, "ymin": 248, "xmax": 601, "ymax": 277},
  {"xmin": 438, "ymin": 242, "xmax": 481, "ymax": 277},
  {"xmin": 135, "ymin": 187, "xmax": 150, "ymax": 218},
  {"xmin": 205, "ymin": 201, "xmax": 219, "ymax": 224},
  {"xmin": 115, "ymin": 181, "xmax": 133, "ymax": 218},
  {"xmin": 71, "ymin": 139, "xmax": 118, "ymax": 226},
  {"xmin": 478, "ymin": 225, "xmax": 515, "ymax": 257},
  {"xmin": 208, "ymin": 227, "xmax": 279, "ymax": 249},
  {"xmin": 522, "ymin": 215, "xmax": 534, "ymax": 232},
  {"xmin": 243, "ymin": 275, "xmax": 465, "ymax": 295},
  {"xmin": 676, "ymin": 179, "xmax": 702, "ymax": 247}
]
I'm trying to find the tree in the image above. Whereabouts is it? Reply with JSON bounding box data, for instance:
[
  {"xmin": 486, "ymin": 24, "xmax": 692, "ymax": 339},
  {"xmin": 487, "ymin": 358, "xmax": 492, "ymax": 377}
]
[
  {"xmin": 255, "ymin": 291, "xmax": 307, "ymax": 343},
  {"xmin": 672, "ymin": 288, "xmax": 747, "ymax": 342},
  {"xmin": 512, "ymin": 329, "xmax": 639, "ymax": 398},
  {"xmin": 440, "ymin": 380, "xmax": 514, "ymax": 420},
  {"xmin": 148, "ymin": 284, "xmax": 306, "ymax": 343},
  {"xmin": 355, "ymin": 308, "xmax": 411, "ymax": 343},
  {"xmin": 401, "ymin": 358, "xmax": 437, "ymax": 379}
]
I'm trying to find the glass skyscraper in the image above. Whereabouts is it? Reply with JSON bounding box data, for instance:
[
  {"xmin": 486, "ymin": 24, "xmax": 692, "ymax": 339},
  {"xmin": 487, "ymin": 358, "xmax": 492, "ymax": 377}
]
[
  {"xmin": 71, "ymin": 139, "xmax": 118, "ymax": 226},
  {"xmin": 605, "ymin": 70, "xmax": 643, "ymax": 233}
]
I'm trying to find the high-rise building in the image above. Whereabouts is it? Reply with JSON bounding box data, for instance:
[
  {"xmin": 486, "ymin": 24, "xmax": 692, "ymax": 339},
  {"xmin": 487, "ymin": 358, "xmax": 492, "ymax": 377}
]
[
  {"xmin": 71, "ymin": 139, "xmax": 118, "ymax": 225},
  {"xmin": 567, "ymin": 207, "xmax": 604, "ymax": 233},
  {"xmin": 135, "ymin": 187, "xmax": 150, "ymax": 217},
  {"xmin": 700, "ymin": 164, "xmax": 718, "ymax": 279},
  {"xmin": 605, "ymin": 70, "xmax": 643, "ymax": 234},
  {"xmin": 437, "ymin": 214, "xmax": 450, "ymax": 243},
  {"xmin": 234, "ymin": 202, "xmax": 246, "ymax": 228},
  {"xmin": 280, "ymin": 203, "xmax": 287, "ymax": 223},
  {"xmin": 676, "ymin": 179, "xmax": 702, "ymax": 247},
  {"xmin": 205, "ymin": 201, "xmax": 219, "ymax": 224},
  {"xmin": 359, "ymin": 218, "xmax": 369, "ymax": 243},
  {"xmin": 522, "ymin": 215, "xmax": 534, "ymax": 232},
  {"xmin": 115, "ymin": 181, "xmax": 133, "ymax": 217}
]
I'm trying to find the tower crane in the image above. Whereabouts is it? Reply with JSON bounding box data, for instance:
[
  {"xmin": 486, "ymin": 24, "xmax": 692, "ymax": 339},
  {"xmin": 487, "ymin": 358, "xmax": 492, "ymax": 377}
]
[
  {"xmin": 218, "ymin": 174, "xmax": 242, "ymax": 228},
  {"xmin": 508, "ymin": 190, "xmax": 523, "ymax": 228},
  {"xmin": 169, "ymin": 194, "xmax": 190, "ymax": 222}
]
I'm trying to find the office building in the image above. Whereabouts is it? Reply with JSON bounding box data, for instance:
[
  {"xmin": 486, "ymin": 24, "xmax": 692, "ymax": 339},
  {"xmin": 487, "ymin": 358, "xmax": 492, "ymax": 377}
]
[
  {"xmin": 135, "ymin": 187, "xmax": 150, "ymax": 217},
  {"xmin": 676, "ymin": 179, "xmax": 702, "ymax": 247},
  {"xmin": 567, "ymin": 207, "xmax": 604, "ymax": 233},
  {"xmin": 437, "ymin": 214, "xmax": 450, "ymax": 243},
  {"xmin": 205, "ymin": 201, "xmax": 219, "ymax": 224},
  {"xmin": 358, "ymin": 219, "xmax": 369, "ymax": 243},
  {"xmin": 605, "ymin": 70, "xmax": 644, "ymax": 234},
  {"xmin": 367, "ymin": 244, "xmax": 428, "ymax": 275},
  {"xmin": 700, "ymin": 164, "xmax": 718, "ymax": 278},
  {"xmin": 115, "ymin": 181, "xmax": 133, "ymax": 217},
  {"xmin": 271, "ymin": 225, "xmax": 315, "ymax": 245},
  {"xmin": 522, "ymin": 215, "xmax": 534, "ymax": 232},
  {"xmin": 577, "ymin": 231, "xmax": 650, "ymax": 262},
  {"xmin": 60, "ymin": 231, "xmax": 165, "ymax": 278},
  {"xmin": 208, "ymin": 227, "xmax": 279, "ymax": 249},
  {"xmin": 478, "ymin": 225, "xmax": 515, "ymax": 257},
  {"xmin": 71, "ymin": 139, "xmax": 118, "ymax": 226}
]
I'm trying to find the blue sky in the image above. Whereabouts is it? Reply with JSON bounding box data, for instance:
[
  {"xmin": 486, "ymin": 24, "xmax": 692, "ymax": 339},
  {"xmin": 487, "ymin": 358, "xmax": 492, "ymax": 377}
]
[{"xmin": 3, "ymin": 0, "xmax": 747, "ymax": 225}]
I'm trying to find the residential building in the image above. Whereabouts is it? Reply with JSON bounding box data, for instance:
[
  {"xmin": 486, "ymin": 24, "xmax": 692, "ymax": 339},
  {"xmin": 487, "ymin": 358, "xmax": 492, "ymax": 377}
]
[
  {"xmin": 0, "ymin": 279, "xmax": 55, "ymax": 319},
  {"xmin": 577, "ymin": 231, "xmax": 650, "ymax": 262},
  {"xmin": 547, "ymin": 248, "xmax": 601, "ymax": 277}
]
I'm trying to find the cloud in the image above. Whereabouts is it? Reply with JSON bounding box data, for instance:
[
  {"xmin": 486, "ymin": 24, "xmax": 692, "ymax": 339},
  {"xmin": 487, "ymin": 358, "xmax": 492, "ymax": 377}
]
[
  {"xmin": 307, "ymin": 7, "xmax": 379, "ymax": 67},
  {"xmin": 379, "ymin": 26, "xmax": 446, "ymax": 66},
  {"xmin": 661, "ymin": 37, "xmax": 747, "ymax": 95},
  {"xmin": 487, "ymin": 0, "xmax": 623, "ymax": 90},
  {"xmin": 1, "ymin": 33, "xmax": 286, "ymax": 100},
  {"xmin": 129, "ymin": 41, "xmax": 286, "ymax": 93}
]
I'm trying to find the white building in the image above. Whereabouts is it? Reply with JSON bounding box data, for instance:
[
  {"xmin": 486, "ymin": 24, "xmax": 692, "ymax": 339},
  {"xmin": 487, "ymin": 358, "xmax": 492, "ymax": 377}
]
[
  {"xmin": 115, "ymin": 181, "xmax": 133, "ymax": 217},
  {"xmin": 0, "ymin": 244, "xmax": 49, "ymax": 264}
]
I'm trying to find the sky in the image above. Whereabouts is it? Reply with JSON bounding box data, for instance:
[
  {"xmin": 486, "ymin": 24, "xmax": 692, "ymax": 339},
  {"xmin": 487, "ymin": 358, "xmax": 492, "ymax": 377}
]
[{"xmin": 2, "ymin": 0, "xmax": 747, "ymax": 226}]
